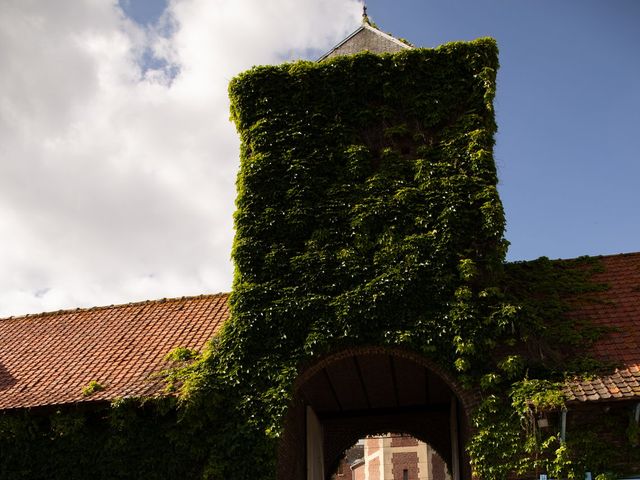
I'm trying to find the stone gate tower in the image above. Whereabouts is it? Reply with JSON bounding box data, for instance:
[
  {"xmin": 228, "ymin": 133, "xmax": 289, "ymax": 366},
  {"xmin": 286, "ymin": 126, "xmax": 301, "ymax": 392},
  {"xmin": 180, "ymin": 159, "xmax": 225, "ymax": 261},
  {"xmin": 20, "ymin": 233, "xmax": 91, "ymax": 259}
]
[{"xmin": 226, "ymin": 11, "xmax": 502, "ymax": 480}]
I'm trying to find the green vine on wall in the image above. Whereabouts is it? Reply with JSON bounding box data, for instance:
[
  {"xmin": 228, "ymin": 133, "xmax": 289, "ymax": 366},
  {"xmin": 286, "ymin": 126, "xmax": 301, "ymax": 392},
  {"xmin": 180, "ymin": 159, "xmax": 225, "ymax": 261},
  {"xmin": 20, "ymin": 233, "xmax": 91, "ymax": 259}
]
[
  {"xmin": 216, "ymin": 39, "xmax": 507, "ymax": 476},
  {"xmin": 467, "ymin": 255, "xmax": 623, "ymax": 479}
]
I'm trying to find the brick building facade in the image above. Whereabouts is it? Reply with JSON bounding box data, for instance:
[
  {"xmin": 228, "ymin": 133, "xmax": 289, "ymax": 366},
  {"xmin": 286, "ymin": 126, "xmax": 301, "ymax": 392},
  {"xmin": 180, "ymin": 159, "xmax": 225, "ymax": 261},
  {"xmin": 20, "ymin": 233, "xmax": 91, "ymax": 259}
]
[{"xmin": 343, "ymin": 435, "xmax": 450, "ymax": 480}]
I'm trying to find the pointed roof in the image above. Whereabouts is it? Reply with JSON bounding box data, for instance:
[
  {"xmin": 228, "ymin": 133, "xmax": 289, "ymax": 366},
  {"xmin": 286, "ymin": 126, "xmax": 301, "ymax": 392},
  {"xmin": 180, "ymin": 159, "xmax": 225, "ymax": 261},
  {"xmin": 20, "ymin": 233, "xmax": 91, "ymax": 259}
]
[{"xmin": 318, "ymin": 16, "xmax": 412, "ymax": 61}]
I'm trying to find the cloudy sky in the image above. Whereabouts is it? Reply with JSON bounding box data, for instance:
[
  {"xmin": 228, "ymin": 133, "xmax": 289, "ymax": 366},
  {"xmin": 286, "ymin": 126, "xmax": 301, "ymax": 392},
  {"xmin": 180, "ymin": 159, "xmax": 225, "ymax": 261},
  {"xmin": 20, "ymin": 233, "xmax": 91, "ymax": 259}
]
[{"xmin": 1, "ymin": 0, "xmax": 638, "ymax": 317}]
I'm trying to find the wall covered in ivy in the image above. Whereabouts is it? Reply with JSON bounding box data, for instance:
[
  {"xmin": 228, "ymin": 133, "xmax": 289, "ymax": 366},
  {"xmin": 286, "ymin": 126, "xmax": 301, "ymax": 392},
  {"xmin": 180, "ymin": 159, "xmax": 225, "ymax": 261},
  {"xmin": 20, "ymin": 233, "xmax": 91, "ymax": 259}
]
[{"xmin": 213, "ymin": 37, "xmax": 507, "ymax": 477}]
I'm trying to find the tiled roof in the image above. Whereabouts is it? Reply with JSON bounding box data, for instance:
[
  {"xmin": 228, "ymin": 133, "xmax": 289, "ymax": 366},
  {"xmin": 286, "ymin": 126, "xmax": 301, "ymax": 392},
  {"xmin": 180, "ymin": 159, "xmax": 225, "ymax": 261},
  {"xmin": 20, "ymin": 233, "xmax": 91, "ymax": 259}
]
[
  {"xmin": 563, "ymin": 252, "xmax": 640, "ymax": 402},
  {"xmin": 0, "ymin": 252, "xmax": 638, "ymax": 410},
  {"xmin": 0, "ymin": 294, "xmax": 228, "ymax": 409}
]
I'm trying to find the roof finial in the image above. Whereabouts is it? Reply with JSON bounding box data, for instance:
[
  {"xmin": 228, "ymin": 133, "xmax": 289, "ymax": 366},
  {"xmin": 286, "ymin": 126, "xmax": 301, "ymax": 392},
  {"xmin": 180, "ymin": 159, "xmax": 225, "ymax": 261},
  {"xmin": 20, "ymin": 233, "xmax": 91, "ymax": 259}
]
[{"xmin": 362, "ymin": 3, "xmax": 370, "ymax": 25}]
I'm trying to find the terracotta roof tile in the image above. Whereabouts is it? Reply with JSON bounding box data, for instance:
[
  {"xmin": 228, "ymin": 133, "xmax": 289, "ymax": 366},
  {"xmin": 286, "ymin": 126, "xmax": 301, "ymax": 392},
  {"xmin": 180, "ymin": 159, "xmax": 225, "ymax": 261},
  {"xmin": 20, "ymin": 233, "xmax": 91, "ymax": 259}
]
[
  {"xmin": 1, "ymin": 251, "xmax": 639, "ymax": 410},
  {"xmin": 0, "ymin": 294, "xmax": 229, "ymax": 409},
  {"xmin": 562, "ymin": 252, "xmax": 640, "ymax": 403}
]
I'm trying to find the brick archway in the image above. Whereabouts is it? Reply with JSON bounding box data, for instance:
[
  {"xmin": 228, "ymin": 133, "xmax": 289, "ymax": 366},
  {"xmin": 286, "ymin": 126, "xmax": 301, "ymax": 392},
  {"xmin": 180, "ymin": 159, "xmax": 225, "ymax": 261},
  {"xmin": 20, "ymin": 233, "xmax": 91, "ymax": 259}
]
[{"xmin": 278, "ymin": 346, "xmax": 478, "ymax": 480}]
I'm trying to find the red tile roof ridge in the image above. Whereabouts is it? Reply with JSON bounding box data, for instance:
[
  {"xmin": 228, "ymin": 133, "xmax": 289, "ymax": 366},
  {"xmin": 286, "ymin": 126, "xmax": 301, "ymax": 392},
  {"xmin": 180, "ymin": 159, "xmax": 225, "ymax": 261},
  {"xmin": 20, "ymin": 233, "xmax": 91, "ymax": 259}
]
[
  {"xmin": 508, "ymin": 250, "xmax": 640, "ymax": 263},
  {"xmin": 570, "ymin": 251, "xmax": 640, "ymax": 260},
  {"xmin": 0, "ymin": 292, "xmax": 231, "ymax": 323},
  {"xmin": 0, "ymin": 293, "xmax": 230, "ymax": 409},
  {"xmin": 4, "ymin": 251, "xmax": 638, "ymax": 322}
]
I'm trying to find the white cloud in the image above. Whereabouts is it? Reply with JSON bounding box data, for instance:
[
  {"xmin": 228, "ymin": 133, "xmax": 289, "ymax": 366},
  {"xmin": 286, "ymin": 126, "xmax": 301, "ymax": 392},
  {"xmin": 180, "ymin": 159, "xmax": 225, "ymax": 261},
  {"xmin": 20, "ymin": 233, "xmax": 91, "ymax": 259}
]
[{"xmin": 0, "ymin": 0, "xmax": 362, "ymax": 317}]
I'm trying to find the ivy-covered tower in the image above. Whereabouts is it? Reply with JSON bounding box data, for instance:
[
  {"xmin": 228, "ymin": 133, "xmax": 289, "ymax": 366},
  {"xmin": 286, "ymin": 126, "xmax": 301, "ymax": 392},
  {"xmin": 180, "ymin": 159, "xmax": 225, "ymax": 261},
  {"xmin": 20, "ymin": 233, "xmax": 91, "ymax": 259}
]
[{"xmin": 218, "ymin": 14, "xmax": 505, "ymax": 480}]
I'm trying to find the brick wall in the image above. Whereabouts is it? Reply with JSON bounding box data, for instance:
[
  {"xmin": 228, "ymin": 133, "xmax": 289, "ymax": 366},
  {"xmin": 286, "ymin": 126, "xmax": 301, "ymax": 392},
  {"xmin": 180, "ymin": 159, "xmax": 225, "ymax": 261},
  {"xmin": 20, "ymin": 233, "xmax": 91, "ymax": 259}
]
[
  {"xmin": 368, "ymin": 456, "xmax": 381, "ymax": 480},
  {"xmin": 367, "ymin": 437, "xmax": 381, "ymax": 455},
  {"xmin": 566, "ymin": 401, "xmax": 640, "ymax": 475},
  {"xmin": 391, "ymin": 435, "xmax": 419, "ymax": 448},
  {"xmin": 391, "ymin": 452, "xmax": 419, "ymax": 480},
  {"xmin": 334, "ymin": 458, "xmax": 354, "ymax": 480},
  {"xmin": 431, "ymin": 450, "xmax": 447, "ymax": 480},
  {"xmin": 322, "ymin": 411, "xmax": 452, "ymax": 474}
]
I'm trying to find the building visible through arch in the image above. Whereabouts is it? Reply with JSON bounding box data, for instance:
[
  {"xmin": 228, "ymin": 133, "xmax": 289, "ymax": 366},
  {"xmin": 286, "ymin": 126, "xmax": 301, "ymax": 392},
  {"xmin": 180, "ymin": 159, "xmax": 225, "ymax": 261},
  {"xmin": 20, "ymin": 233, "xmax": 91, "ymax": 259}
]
[{"xmin": 337, "ymin": 435, "xmax": 451, "ymax": 480}]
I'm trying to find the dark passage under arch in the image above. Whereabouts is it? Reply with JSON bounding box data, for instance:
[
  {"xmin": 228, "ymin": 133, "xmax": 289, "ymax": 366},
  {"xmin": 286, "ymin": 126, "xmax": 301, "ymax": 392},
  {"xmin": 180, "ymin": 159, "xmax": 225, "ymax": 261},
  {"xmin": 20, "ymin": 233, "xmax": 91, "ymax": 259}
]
[{"xmin": 278, "ymin": 347, "xmax": 474, "ymax": 480}]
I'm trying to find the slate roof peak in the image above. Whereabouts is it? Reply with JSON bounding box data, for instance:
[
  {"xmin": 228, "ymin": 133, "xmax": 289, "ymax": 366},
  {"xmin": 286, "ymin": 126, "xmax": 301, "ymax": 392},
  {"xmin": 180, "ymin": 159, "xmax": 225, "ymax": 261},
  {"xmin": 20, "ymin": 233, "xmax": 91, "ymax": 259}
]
[{"xmin": 318, "ymin": 12, "xmax": 412, "ymax": 61}]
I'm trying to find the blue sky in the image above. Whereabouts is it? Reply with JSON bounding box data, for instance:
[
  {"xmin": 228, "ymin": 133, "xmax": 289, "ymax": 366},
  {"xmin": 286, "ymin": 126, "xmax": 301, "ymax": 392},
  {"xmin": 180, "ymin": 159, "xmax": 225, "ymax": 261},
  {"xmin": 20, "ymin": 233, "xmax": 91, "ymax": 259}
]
[
  {"xmin": 0, "ymin": 0, "xmax": 637, "ymax": 316},
  {"xmin": 119, "ymin": 0, "xmax": 168, "ymax": 25},
  {"xmin": 362, "ymin": 0, "xmax": 640, "ymax": 261},
  {"xmin": 123, "ymin": 0, "xmax": 639, "ymax": 261}
]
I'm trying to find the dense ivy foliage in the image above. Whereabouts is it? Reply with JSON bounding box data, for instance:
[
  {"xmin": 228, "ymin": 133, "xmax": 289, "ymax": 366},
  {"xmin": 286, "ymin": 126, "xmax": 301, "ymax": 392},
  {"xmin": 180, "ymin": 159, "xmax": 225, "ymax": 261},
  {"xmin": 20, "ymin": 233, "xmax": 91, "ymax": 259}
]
[
  {"xmin": 466, "ymin": 255, "xmax": 626, "ymax": 479},
  {"xmin": 0, "ymin": 39, "xmax": 635, "ymax": 480},
  {"xmin": 227, "ymin": 38, "xmax": 504, "ymax": 374},
  {"xmin": 219, "ymin": 37, "xmax": 503, "ymax": 468},
  {"xmin": 0, "ymin": 399, "xmax": 206, "ymax": 480},
  {"xmin": 185, "ymin": 37, "xmax": 506, "ymax": 478},
  {"xmin": 191, "ymin": 40, "xmax": 629, "ymax": 479}
]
